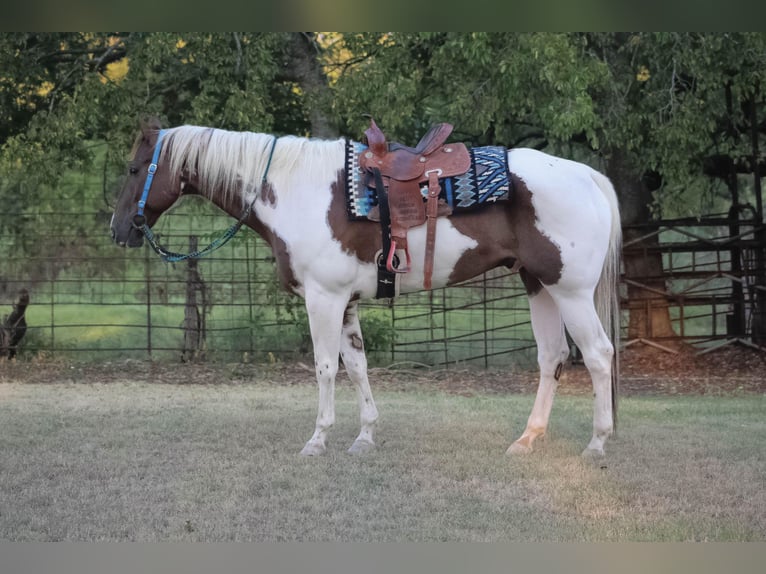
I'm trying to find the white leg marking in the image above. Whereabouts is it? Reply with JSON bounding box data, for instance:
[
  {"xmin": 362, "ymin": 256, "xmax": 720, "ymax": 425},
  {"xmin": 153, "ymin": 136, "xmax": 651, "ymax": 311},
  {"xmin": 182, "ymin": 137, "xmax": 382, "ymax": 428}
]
[
  {"xmin": 300, "ymin": 287, "xmax": 347, "ymax": 456},
  {"xmin": 507, "ymin": 288, "xmax": 570, "ymax": 455},
  {"xmin": 550, "ymin": 289, "xmax": 614, "ymax": 457},
  {"xmin": 341, "ymin": 302, "xmax": 379, "ymax": 455}
]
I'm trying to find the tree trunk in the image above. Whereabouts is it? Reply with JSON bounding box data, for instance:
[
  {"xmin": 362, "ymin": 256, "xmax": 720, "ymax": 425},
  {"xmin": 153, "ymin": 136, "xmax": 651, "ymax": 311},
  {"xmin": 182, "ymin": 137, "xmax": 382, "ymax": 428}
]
[
  {"xmin": 285, "ymin": 33, "xmax": 338, "ymax": 139},
  {"xmin": 747, "ymin": 96, "xmax": 766, "ymax": 345},
  {"xmin": 182, "ymin": 236, "xmax": 207, "ymax": 362},
  {"xmin": 606, "ymin": 148, "xmax": 677, "ymax": 342}
]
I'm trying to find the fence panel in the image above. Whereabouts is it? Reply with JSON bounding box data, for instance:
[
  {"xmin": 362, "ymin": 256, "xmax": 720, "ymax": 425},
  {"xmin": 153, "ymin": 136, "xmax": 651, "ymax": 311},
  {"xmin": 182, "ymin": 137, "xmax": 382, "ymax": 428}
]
[{"xmin": 2, "ymin": 197, "xmax": 765, "ymax": 364}]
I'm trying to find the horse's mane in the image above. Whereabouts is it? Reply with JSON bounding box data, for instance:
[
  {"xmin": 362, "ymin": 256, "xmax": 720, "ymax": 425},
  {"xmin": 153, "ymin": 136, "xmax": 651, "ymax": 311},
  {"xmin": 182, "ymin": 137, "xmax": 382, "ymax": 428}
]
[{"xmin": 160, "ymin": 126, "xmax": 344, "ymax": 208}]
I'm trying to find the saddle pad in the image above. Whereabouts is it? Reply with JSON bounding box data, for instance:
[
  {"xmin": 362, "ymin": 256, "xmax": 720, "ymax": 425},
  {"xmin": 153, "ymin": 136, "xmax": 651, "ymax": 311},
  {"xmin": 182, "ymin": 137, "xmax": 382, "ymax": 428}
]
[{"xmin": 345, "ymin": 140, "xmax": 511, "ymax": 220}]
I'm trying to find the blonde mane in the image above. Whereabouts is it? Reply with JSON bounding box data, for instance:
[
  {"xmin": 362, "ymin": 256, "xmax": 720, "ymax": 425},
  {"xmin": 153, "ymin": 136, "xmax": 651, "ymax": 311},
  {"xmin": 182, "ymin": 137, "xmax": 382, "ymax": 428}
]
[{"xmin": 160, "ymin": 126, "xmax": 345, "ymax": 208}]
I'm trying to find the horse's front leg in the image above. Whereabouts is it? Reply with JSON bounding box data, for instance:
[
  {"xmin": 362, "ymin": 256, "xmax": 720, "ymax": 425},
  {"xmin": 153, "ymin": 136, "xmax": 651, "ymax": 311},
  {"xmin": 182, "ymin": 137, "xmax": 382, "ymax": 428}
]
[
  {"xmin": 300, "ymin": 287, "xmax": 347, "ymax": 456},
  {"xmin": 340, "ymin": 301, "xmax": 379, "ymax": 455}
]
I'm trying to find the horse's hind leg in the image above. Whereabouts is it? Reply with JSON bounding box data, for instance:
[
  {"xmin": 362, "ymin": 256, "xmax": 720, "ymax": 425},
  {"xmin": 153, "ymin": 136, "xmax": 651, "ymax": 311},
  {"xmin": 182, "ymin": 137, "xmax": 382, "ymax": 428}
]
[
  {"xmin": 507, "ymin": 286, "xmax": 569, "ymax": 455},
  {"xmin": 340, "ymin": 301, "xmax": 379, "ymax": 455},
  {"xmin": 300, "ymin": 286, "xmax": 348, "ymax": 456},
  {"xmin": 550, "ymin": 288, "xmax": 615, "ymax": 457}
]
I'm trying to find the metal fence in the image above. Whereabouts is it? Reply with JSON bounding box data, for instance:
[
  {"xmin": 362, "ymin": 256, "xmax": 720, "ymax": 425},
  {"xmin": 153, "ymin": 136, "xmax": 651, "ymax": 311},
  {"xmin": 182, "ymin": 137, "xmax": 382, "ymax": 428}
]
[
  {"xmin": 622, "ymin": 216, "xmax": 766, "ymax": 354},
  {"xmin": 1, "ymin": 196, "xmax": 538, "ymax": 367},
  {"xmin": 2, "ymin": 196, "xmax": 765, "ymax": 366}
]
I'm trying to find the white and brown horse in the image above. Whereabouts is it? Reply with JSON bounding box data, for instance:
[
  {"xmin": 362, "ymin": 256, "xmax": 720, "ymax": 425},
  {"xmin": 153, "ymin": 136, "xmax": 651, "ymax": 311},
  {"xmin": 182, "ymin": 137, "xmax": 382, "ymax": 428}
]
[{"xmin": 110, "ymin": 120, "xmax": 622, "ymax": 458}]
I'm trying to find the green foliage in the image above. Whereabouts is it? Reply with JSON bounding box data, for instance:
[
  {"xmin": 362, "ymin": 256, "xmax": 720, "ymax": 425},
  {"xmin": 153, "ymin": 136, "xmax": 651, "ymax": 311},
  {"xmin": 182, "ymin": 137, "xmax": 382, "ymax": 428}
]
[
  {"xmin": 0, "ymin": 33, "xmax": 295, "ymax": 211},
  {"xmin": 359, "ymin": 308, "xmax": 395, "ymax": 355},
  {"xmin": 2, "ymin": 33, "xmax": 765, "ymax": 359},
  {"xmin": 3, "ymin": 32, "xmax": 765, "ymax": 223},
  {"xmin": 330, "ymin": 32, "xmax": 766, "ymax": 219}
]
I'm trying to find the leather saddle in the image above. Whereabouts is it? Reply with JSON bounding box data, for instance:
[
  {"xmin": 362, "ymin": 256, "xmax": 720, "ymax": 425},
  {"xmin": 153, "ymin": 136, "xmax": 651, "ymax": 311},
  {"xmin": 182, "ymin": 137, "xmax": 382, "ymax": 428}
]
[{"xmin": 360, "ymin": 119, "xmax": 470, "ymax": 290}]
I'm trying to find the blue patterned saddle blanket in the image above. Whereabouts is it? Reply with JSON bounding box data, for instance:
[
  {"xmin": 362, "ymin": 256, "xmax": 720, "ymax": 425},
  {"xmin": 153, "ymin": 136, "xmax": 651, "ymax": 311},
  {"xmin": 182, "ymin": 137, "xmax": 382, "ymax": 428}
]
[{"xmin": 344, "ymin": 140, "xmax": 511, "ymax": 220}]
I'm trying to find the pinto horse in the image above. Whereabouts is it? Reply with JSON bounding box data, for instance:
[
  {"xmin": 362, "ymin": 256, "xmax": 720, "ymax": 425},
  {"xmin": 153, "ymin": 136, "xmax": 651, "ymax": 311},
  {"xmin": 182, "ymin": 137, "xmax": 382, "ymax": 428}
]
[{"xmin": 110, "ymin": 120, "xmax": 622, "ymax": 458}]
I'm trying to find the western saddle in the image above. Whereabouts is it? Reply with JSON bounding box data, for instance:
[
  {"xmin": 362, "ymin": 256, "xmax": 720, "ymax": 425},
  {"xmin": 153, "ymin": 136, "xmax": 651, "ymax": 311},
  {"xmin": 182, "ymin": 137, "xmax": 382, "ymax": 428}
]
[{"xmin": 360, "ymin": 119, "xmax": 470, "ymax": 290}]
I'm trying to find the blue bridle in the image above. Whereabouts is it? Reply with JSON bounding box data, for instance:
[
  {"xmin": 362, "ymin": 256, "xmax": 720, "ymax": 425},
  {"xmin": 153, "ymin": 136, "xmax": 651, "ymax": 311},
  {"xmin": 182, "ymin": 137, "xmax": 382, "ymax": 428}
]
[
  {"xmin": 134, "ymin": 128, "xmax": 167, "ymax": 222},
  {"xmin": 131, "ymin": 129, "xmax": 277, "ymax": 263}
]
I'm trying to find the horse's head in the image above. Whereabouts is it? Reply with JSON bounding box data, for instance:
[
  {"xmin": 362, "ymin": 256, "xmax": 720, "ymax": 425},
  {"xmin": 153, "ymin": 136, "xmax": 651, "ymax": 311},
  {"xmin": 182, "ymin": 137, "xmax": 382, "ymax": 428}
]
[{"xmin": 110, "ymin": 119, "xmax": 181, "ymax": 248}]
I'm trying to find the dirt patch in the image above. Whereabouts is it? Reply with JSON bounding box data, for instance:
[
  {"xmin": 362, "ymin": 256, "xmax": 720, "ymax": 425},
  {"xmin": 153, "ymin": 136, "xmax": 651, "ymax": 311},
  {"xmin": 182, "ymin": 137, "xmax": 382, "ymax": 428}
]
[{"xmin": 1, "ymin": 344, "xmax": 763, "ymax": 396}]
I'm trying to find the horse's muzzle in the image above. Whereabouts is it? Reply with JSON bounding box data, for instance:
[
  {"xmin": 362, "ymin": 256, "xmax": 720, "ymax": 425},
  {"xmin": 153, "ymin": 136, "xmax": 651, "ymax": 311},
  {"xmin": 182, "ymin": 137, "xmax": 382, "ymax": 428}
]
[{"xmin": 110, "ymin": 224, "xmax": 145, "ymax": 248}]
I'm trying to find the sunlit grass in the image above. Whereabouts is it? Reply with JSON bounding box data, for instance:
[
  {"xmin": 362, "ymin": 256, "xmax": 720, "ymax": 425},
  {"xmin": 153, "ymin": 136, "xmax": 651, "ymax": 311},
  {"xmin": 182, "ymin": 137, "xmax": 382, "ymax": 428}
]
[{"xmin": 0, "ymin": 381, "xmax": 763, "ymax": 541}]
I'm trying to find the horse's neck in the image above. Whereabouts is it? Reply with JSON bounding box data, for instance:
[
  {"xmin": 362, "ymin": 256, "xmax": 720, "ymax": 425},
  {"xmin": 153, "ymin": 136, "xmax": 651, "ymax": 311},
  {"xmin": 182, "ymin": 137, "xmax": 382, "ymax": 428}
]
[
  {"xmin": 187, "ymin": 135, "xmax": 345, "ymax": 244},
  {"xmin": 180, "ymin": 166, "xmax": 246, "ymax": 217}
]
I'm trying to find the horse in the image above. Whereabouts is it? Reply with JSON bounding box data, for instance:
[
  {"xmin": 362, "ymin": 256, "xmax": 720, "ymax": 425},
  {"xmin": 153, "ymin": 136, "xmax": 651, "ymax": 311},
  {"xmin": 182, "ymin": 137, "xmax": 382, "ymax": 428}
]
[{"xmin": 110, "ymin": 119, "xmax": 622, "ymax": 458}]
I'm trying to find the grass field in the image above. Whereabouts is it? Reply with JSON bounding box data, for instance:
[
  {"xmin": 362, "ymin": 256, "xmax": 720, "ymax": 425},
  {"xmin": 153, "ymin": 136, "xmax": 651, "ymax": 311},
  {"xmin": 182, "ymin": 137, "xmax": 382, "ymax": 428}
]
[{"xmin": 0, "ymin": 375, "xmax": 763, "ymax": 542}]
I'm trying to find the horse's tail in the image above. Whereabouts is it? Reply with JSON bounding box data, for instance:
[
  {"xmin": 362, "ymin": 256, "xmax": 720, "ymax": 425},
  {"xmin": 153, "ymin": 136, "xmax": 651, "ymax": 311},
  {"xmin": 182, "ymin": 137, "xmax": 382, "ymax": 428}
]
[{"xmin": 590, "ymin": 170, "xmax": 622, "ymax": 432}]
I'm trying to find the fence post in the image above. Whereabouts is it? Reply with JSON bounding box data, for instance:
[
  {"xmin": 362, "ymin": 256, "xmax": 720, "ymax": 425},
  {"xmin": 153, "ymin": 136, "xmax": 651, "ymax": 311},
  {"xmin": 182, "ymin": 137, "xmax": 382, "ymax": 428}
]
[
  {"xmin": 49, "ymin": 276, "xmax": 55, "ymax": 354},
  {"xmin": 144, "ymin": 244, "xmax": 152, "ymax": 358},
  {"xmin": 182, "ymin": 235, "xmax": 208, "ymax": 362},
  {"xmin": 441, "ymin": 288, "xmax": 448, "ymax": 365},
  {"xmin": 390, "ymin": 302, "xmax": 395, "ymax": 363},
  {"xmin": 483, "ymin": 272, "xmax": 489, "ymax": 368},
  {"xmin": 245, "ymin": 237, "xmax": 254, "ymax": 356}
]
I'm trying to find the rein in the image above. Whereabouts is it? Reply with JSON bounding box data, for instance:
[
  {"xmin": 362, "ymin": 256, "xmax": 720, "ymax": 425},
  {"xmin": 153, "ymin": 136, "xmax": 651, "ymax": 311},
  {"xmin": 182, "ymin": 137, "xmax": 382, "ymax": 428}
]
[{"xmin": 132, "ymin": 130, "xmax": 278, "ymax": 263}]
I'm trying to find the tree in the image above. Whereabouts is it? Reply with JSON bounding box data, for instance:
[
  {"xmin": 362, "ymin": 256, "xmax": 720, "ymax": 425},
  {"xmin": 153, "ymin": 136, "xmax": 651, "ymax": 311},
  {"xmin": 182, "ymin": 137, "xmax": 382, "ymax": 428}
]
[
  {"xmin": 0, "ymin": 32, "xmax": 329, "ymax": 194},
  {"xmin": 2, "ymin": 32, "xmax": 764, "ymax": 343},
  {"xmin": 587, "ymin": 33, "xmax": 766, "ymax": 342},
  {"xmin": 0, "ymin": 32, "xmax": 330, "ymax": 285},
  {"xmin": 328, "ymin": 32, "xmax": 766, "ymax": 343}
]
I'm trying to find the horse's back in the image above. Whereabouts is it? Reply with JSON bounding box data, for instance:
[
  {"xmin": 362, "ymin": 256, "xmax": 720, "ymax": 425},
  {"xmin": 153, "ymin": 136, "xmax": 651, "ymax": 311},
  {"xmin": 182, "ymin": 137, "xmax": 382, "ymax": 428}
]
[{"xmin": 508, "ymin": 148, "xmax": 604, "ymax": 192}]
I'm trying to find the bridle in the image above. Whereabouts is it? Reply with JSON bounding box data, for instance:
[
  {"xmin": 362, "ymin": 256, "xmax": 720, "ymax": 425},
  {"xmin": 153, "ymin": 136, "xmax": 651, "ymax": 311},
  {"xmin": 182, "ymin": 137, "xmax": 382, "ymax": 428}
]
[
  {"xmin": 132, "ymin": 129, "xmax": 167, "ymax": 231},
  {"xmin": 130, "ymin": 129, "xmax": 277, "ymax": 263}
]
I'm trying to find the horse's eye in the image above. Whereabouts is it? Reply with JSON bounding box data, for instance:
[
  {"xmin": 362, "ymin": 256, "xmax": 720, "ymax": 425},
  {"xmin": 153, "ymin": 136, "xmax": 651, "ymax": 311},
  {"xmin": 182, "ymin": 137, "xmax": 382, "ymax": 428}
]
[{"xmin": 129, "ymin": 166, "xmax": 139, "ymax": 175}]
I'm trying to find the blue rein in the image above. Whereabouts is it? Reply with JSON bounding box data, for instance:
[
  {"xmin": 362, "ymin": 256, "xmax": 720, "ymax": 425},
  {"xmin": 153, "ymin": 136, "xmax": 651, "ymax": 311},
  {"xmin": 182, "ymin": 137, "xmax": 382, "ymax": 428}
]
[{"xmin": 132, "ymin": 130, "xmax": 277, "ymax": 263}]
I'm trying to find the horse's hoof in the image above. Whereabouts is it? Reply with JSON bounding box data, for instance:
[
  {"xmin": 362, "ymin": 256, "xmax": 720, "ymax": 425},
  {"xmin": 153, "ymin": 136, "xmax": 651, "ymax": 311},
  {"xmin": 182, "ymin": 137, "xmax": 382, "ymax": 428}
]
[
  {"xmin": 581, "ymin": 446, "xmax": 605, "ymax": 460},
  {"xmin": 347, "ymin": 439, "xmax": 375, "ymax": 456},
  {"xmin": 506, "ymin": 441, "xmax": 534, "ymax": 456},
  {"xmin": 300, "ymin": 440, "xmax": 327, "ymax": 456}
]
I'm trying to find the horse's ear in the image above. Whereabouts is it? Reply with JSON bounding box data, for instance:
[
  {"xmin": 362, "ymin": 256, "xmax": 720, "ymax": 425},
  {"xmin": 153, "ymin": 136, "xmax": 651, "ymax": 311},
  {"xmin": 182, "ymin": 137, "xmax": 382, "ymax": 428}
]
[{"xmin": 140, "ymin": 116, "xmax": 163, "ymax": 136}]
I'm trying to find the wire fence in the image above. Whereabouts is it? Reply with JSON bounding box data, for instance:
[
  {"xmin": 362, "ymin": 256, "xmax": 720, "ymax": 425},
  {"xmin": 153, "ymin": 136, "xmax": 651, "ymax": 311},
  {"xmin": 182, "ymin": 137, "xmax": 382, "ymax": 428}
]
[
  {"xmin": 2, "ymin": 197, "xmax": 765, "ymax": 366},
  {"xmin": 1, "ymin": 196, "xmax": 539, "ymax": 367},
  {"xmin": 622, "ymin": 217, "xmax": 766, "ymax": 354}
]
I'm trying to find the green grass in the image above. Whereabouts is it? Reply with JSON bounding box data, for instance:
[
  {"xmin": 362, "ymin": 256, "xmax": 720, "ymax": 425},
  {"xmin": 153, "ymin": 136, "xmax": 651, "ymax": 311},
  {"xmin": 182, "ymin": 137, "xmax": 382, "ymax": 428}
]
[
  {"xmin": 0, "ymin": 379, "xmax": 763, "ymax": 541},
  {"xmin": 24, "ymin": 304, "xmax": 187, "ymax": 358}
]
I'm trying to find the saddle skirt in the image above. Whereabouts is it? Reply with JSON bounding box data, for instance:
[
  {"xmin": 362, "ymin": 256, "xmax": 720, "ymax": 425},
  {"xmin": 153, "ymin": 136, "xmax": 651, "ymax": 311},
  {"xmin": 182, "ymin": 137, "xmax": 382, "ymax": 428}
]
[{"xmin": 345, "ymin": 140, "xmax": 512, "ymax": 221}]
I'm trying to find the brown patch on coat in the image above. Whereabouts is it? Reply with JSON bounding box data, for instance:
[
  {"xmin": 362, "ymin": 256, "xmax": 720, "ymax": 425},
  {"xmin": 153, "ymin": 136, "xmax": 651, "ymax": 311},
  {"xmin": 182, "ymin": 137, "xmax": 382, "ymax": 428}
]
[
  {"xmin": 189, "ymin": 175, "xmax": 299, "ymax": 294},
  {"xmin": 448, "ymin": 173, "xmax": 563, "ymax": 287},
  {"xmin": 343, "ymin": 302, "xmax": 364, "ymax": 350},
  {"xmin": 447, "ymin": 203, "xmax": 519, "ymax": 284},
  {"xmin": 260, "ymin": 182, "xmax": 277, "ymax": 207},
  {"xmin": 326, "ymin": 171, "xmax": 379, "ymax": 264},
  {"xmin": 324, "ymin": 168, "xmax": 562, "ymax": 291},
  {"xmin": 508, "ymin": 174, "xmax": 563, "ymax": 286},
  {"xmin": 343, "ymin": 300, "xmax": 362, "ymax": 326},
  {"xmin": 239, "ymin": 198, "xmax": 300, "ymax": 294},
  {"xmin": 348, "ymin": 333, "xmax": 364, "ymax": 350},
  {"xmin": 271, "ymin": 233, "xmax": 301, "ymax": 293},
  {"xmin": 519, "ymin": 268, "xmax": 543, "ymax": 296}
]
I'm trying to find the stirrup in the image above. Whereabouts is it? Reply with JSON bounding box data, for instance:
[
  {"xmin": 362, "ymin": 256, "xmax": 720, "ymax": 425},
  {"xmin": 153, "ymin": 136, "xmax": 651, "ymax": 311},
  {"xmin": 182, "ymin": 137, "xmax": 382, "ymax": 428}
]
[{"xmin": 386, "ymin": 241, "xmax": 411, "ymax": 273}]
